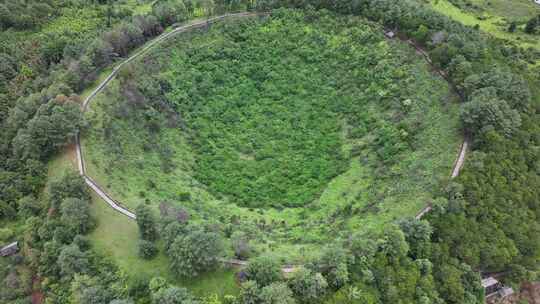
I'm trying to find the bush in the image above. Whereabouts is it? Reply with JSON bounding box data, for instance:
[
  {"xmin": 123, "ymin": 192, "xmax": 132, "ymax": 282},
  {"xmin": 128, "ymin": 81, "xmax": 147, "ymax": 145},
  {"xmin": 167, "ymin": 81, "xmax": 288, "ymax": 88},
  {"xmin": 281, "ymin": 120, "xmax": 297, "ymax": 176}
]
[
  {"xmin": 0, "ymin": 228, "xmax": 13, "ymax": 242},
  {"xmin": 167, "ymin": 224, "xmax": 223, "ymax": 277},
  {"xmin": 244, "ymin": 255, "xmax": 282, "ymax": 287},
  {"xmin": 138, "ymin": 240, "xmax": 158, "ymax": 259}
]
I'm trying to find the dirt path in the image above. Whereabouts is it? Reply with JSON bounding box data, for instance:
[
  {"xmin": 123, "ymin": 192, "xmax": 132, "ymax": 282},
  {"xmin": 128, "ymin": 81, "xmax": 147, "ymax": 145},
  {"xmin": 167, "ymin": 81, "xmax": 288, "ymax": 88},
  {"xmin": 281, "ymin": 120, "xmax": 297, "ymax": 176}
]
[{"xmin": 451, "ymin": 139, "xmax": 469, "ymax": 178}]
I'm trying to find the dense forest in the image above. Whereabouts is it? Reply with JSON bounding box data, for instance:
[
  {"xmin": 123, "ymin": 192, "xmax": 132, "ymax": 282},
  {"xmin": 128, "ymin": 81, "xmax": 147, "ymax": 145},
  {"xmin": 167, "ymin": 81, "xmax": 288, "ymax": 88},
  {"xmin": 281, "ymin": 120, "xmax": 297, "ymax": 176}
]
[{"xmin": 0, "ymin": 0, "xmax": 538, "ymax": 304}]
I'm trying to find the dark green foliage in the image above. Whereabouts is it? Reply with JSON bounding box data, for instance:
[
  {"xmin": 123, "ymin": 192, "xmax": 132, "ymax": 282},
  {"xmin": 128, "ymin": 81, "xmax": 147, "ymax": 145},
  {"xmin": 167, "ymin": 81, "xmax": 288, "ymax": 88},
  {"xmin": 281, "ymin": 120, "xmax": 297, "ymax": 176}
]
[
  {"xmin": 11, "ymin": 97, "xmax": 85, "ymax": 161},
  {"xmin": 138, "ymin": 240, "xmax": 158, "ymax": 259},
  {"xmin": 135, "ymin": 204, "xmax": 159, "ymax": 241},
  {"xmin": 288, "ymin": 267, "xmax": 328, "ymax": 304},
  {"xmin": 110, "ymin": 299, "xmax": 135, "ymax": 304},
  {"xmin": 17, "ymin": 195, "xmax": 42, "ymax": 218},
  {"xmin": 61, "ymin": 197, "xmax": 94, "ymax": 235},
  {"xmin": 0, "ymin": 0, "xmax": 54, "ymax": 30},
  {"xmin": 460, "ymin": 89, "xmax": 521, "ymax": 137},
  {"xmin": 70, "ymin": 274, "xmax": 119, "ymax": 304},
  {"xmin": 152, "ymin": 0, "xmax": 189, "ymax": 26},
  {"xmin": 0, "ymin": 262, "xmax": 33, "ymax": 302},
  {"xmin": 167, "ymin": 224, "xmax": 223, "ymax": 277},
  {"xmin": 260, "ymin": 282, "xmax": 296, "ymax": 304},
  {"xmin": 151, "ymin": 286, "xmax": 199, "ymax": 304},
  {"xmin": 48, "ymin": 170, "xmax": 91, "ymax": 209},
  {"xmin": 238, "ymin": 281, "xmax": 261, "ymax": 304},
  {"xmin": 398, "ymin": 218, "xmax": 433, "ymax": 259},
  {"xmin": 161, "ymin": 220, "xmax": 188, "ymax": 252},
  {"xmin": 58, "ymin": 244, "xmax": 89, "ymax": 279},
  {"xmin": 244, "ymin": 255, "xmax": 282, "ymax": 287},
  {"xmin": 524, "ymin": 15, "xmax": 539, "ymax": 34},
  {"xmin": 308, "ymin": 246, "xmax": 350, "ymax": 290}
]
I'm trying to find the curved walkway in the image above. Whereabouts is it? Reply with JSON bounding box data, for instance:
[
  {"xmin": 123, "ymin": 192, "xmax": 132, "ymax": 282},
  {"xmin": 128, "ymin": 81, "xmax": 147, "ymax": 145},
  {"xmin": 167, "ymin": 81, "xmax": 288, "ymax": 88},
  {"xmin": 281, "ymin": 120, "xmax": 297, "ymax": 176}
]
[
  {"xmin": 75, "ymin": 14, "xmax": 468, "ymax": 270},
  {"xmin": 76, "ymin": 12, "xmax": 263, "ymax": 220}
]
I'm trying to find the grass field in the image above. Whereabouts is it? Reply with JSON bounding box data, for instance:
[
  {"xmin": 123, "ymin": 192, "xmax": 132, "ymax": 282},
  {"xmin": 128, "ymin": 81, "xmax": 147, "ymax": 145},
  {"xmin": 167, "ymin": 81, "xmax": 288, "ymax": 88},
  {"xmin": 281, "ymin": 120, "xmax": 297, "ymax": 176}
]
[
  {"xmin": 430, "ymin": 0, "xmax": 540, "ymax": 52},
  {"xmin": 80, "ymin": 11, "xmax": 462, "ymax": 262}
]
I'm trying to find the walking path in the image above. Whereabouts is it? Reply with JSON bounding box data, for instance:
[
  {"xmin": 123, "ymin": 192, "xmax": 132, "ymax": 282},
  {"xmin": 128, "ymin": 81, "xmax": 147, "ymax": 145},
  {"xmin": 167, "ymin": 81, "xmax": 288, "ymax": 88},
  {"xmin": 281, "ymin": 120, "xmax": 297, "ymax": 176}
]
[
  {"xmin": 76, "ymin": 12, "xmax": 263, "ymax": 220},
  {"xmin": 393, "ymin": 33, "xmax": 470, "ymax": 219},
  {"xmin": 415, "ymin": 138, "xmax": 469, "ymax": 219},
  {"xmin": 75, "ymin": 14, "xmax": 468, "ymax": 269}
]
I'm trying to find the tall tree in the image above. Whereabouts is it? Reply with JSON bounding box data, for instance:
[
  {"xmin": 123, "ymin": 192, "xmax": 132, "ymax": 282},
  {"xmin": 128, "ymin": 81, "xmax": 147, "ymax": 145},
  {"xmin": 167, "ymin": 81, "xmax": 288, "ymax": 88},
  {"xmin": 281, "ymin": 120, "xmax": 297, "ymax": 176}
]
[
  {"xmin": 61, "ymin": 197, "xmax": 93, "ymax": 234},
  {"xmin": 244, "ymin": 255, "xmax": 282, "ymax": 287},
  {"xmin": 135, "ymin": 203, "xmax": 158, "ymax": 241},
  {"xmin": 168, "ymin": 224, "xmax": 223, "ymax": 277}
]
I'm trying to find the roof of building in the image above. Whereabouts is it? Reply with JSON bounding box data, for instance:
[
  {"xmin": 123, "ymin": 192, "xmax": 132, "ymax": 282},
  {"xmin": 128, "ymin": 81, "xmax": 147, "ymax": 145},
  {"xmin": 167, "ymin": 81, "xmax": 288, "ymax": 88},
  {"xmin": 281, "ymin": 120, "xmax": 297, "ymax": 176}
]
[
  {"xmin": 0, "ymin": 242, "xmax": 19, "ymax": 256},
  {"xmin": 481, "ymin": 277, "xmax": 499, "ymax": 288},
  {"xmin": 384, "ymin": 30, "xmax": 395, "ymax": 38},
  {"xmin": 1, "ymin": 242, "xmax": 18, "ymax": 251},
  {"xmin": 498, "ymin": 287, "xmax": 514, "ymax": 298}
]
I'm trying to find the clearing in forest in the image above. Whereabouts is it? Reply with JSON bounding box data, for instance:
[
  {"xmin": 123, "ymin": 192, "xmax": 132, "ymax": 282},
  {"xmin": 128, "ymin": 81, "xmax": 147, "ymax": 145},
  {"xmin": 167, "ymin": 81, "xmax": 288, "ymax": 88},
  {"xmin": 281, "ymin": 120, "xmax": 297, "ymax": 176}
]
[
  {"xmin": 81, "ymin": 9, "xmax": 461, "ymax": 261},
  {"xmin": 428, "ymin": 0, "xmax": 540, "ymax": 54}
]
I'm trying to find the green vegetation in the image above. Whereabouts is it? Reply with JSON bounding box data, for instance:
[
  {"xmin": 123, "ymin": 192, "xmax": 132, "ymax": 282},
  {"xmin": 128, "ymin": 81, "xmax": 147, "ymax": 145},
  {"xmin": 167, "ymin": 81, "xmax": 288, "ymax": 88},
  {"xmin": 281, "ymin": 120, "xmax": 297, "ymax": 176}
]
[
  {"xmin": 429, "ymin": 0, "xmax": 540, "ymax": 55},
  {"xmin": 1, "ymin": 0, "xmax": 539, "ymax": 303},
  {"xmin": 82, "ymin": 10, "xmax": 461, "ymax": 260},
  {"xmin": 88, "ymin": 191, "xmax": 238, "ymax": 297}
]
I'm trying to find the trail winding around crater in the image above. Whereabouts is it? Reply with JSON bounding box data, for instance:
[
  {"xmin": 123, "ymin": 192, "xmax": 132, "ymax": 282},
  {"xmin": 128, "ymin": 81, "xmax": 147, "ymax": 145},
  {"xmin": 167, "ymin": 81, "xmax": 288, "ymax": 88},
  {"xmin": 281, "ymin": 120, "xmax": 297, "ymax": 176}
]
[
  {"xmin": 75, "ymin": 13, "xmax": 468, "ymax": 262},
  {"xmin": 75, "ymin": 12, "xmax": 262, "ymax": 220}
]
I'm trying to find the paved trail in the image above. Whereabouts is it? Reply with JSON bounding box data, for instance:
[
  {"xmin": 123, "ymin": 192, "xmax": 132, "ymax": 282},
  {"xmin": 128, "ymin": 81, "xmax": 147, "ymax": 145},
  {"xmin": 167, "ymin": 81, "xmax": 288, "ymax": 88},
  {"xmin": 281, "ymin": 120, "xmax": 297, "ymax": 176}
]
[
  {"xmin": 75, "ymin": 14, "xmax": 468, "ymax": 269},
  {"xmin": 76, "ymin": 12, "xmax": 262, "ymax": 220},
  {"xmin": 396, "ymin": 35, "xmax": 470, "ymax": 219}
]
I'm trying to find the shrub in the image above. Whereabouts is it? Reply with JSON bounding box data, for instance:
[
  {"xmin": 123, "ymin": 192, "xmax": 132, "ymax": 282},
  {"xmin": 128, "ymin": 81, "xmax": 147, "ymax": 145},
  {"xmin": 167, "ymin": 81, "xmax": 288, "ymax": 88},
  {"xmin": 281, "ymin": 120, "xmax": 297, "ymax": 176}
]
[
  {"xmin": 138, "ymin": 240, "xmax": 158, "ymax": 259},
  {"xmin": 244, "ymin": 255, "xmax": 281, "ymax": 287}
]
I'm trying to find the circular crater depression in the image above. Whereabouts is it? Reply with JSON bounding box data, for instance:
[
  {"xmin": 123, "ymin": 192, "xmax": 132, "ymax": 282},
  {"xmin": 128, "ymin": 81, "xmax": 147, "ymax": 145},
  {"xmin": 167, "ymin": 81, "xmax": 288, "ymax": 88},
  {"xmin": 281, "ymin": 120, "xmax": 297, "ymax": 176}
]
[{"xmin": 83, "ymin": 10, "xmax": 461, "ymax": 257}]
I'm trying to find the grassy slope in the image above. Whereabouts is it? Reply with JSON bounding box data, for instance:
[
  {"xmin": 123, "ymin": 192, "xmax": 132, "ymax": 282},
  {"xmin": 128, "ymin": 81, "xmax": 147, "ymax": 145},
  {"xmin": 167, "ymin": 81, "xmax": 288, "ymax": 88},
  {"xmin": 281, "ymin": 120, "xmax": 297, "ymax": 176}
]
[
  {"xmin": 47, "ymin": 147, "xmax": 239, "ymax": 298},
  {"xmin": 468, "ymin": 0, "xmax": 540, "ymax": 21},
  {"xmin": 430, "ymin": 0, "xmax": 540, "ymax": 51},
  {"xmin": 81, "ymin": 14, "xmax": 461, "ymax": 262}
]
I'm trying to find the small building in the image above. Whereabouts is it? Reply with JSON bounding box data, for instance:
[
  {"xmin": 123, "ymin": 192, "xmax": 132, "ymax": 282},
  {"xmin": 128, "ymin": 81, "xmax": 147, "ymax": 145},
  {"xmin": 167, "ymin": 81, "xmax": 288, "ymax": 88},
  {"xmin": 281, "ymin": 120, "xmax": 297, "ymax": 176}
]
[
  {"xmin": 498, "ymin": 286, "xmax": 514, "ymax": 298},
  {"xmin": 431, "ymin": 31, "xmax": 446, "ymax": 45},
  {"xmin": 535, "ymin": 0, "xmax": 540, "ymax": 5},
  {"xmin": 482, "ymin": 277, "xmax": 515, "ymax": 302},
  {"xmin": 0, "ymin": 242, "xmax": 19, "ymax": 257},
  {"xmin": 384, "ymin": 31, "xmax": 395, "ymax": 39}
]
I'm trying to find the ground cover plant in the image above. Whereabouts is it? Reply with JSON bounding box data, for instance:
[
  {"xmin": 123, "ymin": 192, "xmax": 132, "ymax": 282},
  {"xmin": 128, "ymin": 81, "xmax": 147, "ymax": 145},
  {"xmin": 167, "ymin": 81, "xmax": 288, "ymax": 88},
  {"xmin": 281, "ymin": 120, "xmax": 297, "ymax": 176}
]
[{"xmin": 82, "ymin": 8, "xmax": 462, "ymax": 260}]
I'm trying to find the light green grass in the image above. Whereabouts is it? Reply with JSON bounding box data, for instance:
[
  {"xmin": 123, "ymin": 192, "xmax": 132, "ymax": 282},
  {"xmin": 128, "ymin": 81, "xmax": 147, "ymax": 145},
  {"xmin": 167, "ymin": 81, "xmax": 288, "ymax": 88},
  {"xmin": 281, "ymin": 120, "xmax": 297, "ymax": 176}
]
[
  {"xmin": 87, "ymin": 192, "xmax": 239, "ymax": 298},
  {"xmin": 469, "ymin": 0, "xmax": 540, "ymax": 21},
  {"xmin": 45, "ymin": 147, "xmax": 239, "ymax": 298},
  {"xmin": 430, "ymin": 0, "xmax": 540, "ymax": 51}
]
